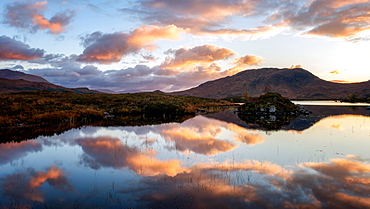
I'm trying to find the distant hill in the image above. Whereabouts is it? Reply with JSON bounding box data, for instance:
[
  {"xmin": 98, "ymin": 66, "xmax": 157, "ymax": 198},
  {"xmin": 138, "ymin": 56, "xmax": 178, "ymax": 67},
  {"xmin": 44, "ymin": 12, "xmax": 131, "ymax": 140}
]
[
  {"xmin": 0, "ymin": 69, "xmax": 50, "ymax": 83},
  {"xmin": 172, "ymin": 68, "xmax": 370, "ymax": 99},
  {"xmin": 0, "ymin": 69, "xmax": 101, "ymax": 94},
  {"xmin": 95, "ymin": 89, "xmax": 120, "ymax": 94},
  {"xmin": 0, "ymin": 78, "xmax": 102, "ymax": 94}
]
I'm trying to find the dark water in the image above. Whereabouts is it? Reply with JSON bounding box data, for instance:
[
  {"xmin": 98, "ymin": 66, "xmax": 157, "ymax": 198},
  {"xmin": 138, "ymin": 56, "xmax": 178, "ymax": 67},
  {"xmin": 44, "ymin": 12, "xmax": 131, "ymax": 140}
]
[{"xmin": 0, "ymin": 105, "xmax": 369, "ymax": 208}]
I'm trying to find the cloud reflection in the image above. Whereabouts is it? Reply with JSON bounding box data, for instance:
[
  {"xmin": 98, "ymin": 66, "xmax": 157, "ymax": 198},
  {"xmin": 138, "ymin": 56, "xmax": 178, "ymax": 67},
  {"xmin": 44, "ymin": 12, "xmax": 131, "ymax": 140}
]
[
  {"xmin": 76, "ymin": 136, "xmax": 189, "ymax": 176},
  {"xmin": 130, "ymin": 155, "xmax": 370, "ymax": 208},
  {"xmin": 0, "ymin": 141, "xmax": 42, "ymax": 165},
  {"xmin": 313, "ymin": 114, "xmax": 367, "ymax": 130},
  {"xmin": 159, "ymin": 116, "xmax": 265, "ymax": 156},
  {"xmin": 1, "ymin": 166, "xmax": 72, "ymax": 202}
]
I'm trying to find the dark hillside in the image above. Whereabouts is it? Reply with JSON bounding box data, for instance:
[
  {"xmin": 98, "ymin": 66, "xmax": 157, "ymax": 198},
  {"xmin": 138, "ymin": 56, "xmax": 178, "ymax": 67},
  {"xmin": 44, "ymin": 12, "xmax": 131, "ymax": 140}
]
[
  {"xmin": 0, "ymin": 69, "xmax": 49, "ymax": 83},
  {"xmin": 0, "ymin": 77, "xmax": 100, "ymax": 94},
  {"xmin": 172, "ymin": 68, "xmax": 370, "ymax": 99}
]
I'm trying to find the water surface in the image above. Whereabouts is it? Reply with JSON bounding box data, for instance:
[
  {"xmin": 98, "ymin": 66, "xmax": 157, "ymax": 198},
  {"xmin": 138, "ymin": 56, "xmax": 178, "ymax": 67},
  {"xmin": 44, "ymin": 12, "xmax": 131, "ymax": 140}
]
[
  {"xmin": 0, "ymin": 105, "xmax": 369, "ymax": 208},
  {"xmin": 293, "ymin": 100, "xmax": 369, "ymax": 106}
]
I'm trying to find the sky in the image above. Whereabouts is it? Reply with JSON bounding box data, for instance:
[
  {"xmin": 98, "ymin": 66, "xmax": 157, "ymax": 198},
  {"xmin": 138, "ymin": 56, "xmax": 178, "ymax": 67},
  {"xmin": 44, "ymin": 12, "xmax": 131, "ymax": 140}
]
[{"xmin": 0, "ymin": 0, "xmax": 370, "ymax": 93}]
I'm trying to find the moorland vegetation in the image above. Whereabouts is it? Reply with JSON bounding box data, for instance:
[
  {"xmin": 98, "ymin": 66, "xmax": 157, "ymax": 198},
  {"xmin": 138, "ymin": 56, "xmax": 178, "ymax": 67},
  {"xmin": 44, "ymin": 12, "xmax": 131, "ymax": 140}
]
[{"xmin": 0, "ymin": 91, "xmax": 234, "ymax": 128}]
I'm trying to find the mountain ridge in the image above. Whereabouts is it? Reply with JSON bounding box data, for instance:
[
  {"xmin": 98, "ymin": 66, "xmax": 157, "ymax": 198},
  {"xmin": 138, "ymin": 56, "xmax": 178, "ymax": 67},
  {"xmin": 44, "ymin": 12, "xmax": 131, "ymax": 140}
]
[
  {"xmin": 0, "ymin": 69, "xmax": 50, "ymax": 83},
  {"xmin": 0, "ymin": 69, "xmax": 101, "ymax": 94},
  {"xmin": 172, "ymin": 68, "xmax": 370, "ymax": 99}
]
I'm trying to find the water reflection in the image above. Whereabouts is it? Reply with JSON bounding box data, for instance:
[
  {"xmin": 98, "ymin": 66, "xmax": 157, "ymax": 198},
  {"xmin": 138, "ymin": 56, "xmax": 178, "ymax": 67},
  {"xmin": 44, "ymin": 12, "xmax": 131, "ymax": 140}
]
[
  {"xmin": 77, "ymin": 136, "xmax": 188, "ymax": 176},
  {"xmin": 129, "ymin": 155, "xmax": 370, "ymax": 209},
  {"xmin": 2, "ymin": 166, "xmax": 72, "ymax": 203},
  {"xmin": 160, "ymin": 116, "xmax": 265, "ymax": 156},
  {"xmin": 0, "ymin": 106, "xmax": 369, "ymax": 208},
  {"xmin": 0, "ymin": 141, "xmax": 42, "ymax": 165}
]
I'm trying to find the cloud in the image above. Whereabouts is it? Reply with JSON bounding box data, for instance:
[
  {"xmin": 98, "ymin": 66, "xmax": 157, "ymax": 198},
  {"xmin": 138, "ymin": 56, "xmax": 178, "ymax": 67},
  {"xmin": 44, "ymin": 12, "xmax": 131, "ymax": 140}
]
[
  {"xmin": 2, "ymin": 1, "xmax": 75, "ymax": 35},
  {"xmin": 123, "ymin": 0, "xmax": 285, "ymax": 38},
  {"xmin": 330, "ymin": 70, "xmax": 341, "ymax": 75},
  {"xmin": 25, "ymin": 64, "xmax": 166, "ymax": 92},
  {"xmin": 123, "ymin": 0, "xmax": 370, "ymax": 40},
  {"xmin": 234, "ymin": 54, "xmax": 264, "ymax": 66},
  {"xmin": 289, "ymin": 64, "xmax": 302, "ymax": 69},
  {"xmin": 161, "ymin": 45, "xmax": 236, "ymax": 69},
  {"xmin": 24, "ymin": 62, "xmax": 243, "ymax": 93},
  {"xmin": 128, "ymin": 25, "xmax": 185, "ymax": 48},
  {"xmin": 0, "ymin": 36, "xmax": 45, "ymax": 60},
  {"xmin": 141, "ymin": 53, "xmax": 157, "ymax": 62},
  {"xmin": 200, "ymin": 25, "xmax": 283, "ymax": 38},
  {"xmin": 277, "ymin": 0, "xmax": 370, "ymax": 39},
  {"xmin": 77, "ymin": 25, "xmax": 186, "ymax": 64},
  {"xmin": 227, "ymin": 54, "xmax": 265, "ymax": 75},
  {"xmin": 24, "ymin": 54, "xmax": 247, "ymax": 92},
  {"xmin": 142, "ymin": 0, "xmax": 253, "ymax": 20},
  {"xmin": 10, "ymin": 65, "xmax": 25, "ymax": 70},
  {"xmin": 76, "ymin": 32, "xmax": 133, "ymax": 64},
  {"xmin": 22, "ymin": 42, "xmax": 263, "ymax": 92}
]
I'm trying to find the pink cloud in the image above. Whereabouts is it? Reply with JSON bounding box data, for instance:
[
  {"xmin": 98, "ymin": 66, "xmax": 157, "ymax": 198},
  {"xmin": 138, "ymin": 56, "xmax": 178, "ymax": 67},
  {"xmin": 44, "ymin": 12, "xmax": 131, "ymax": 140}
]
[
  {"xmin": 330, "ymin": 70, "xmax": 341, "ymax": 75},
  {"xmin": 289, "ymin": 65, "xmax": 302, "ymax": 69},
  {"xmin": 161, "ymin": 45, "xmax": 236, "ymax": 69},
  {"xmin": 128, "ymin": 0, "xmax": 370, "ymax": 40},
  {"xmin": 125, "ymin": 0, "xmax": 283, "ymax": 37},
  {"xmin": 279, "ymin": 0, "xmax": 370, "ymax": 39},
  {"xmin": 234, "ymin": 55, "xmax": 264, "ymax": 66},
  {"xmin": 3, "ymin": 1, "xmax": 74, "ymax": 35},
  {"xmin": 32, "ymin": 14, "xmax": 63, "ymax": 35},
  {"xmin": 77, "ymin": 25, "xmax": 186, "ymax": 64},
  {"xmin": 128, "ymin": 25, "xmax": 186, "ymax": 49},
  {"xmin": 0, "ymin": 36, "xmax": 45, "ymax": 60},
  {"xmin": 227, "ymin": 54, "xmax": 265, "ymax": 75}
]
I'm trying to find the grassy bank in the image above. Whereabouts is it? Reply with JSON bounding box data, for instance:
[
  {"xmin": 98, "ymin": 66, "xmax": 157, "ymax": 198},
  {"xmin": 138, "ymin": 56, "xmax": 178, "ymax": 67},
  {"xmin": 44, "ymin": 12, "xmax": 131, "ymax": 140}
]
[{"xmin": 0, "ymin": 91, "xmax": 234, "ymax": 128}]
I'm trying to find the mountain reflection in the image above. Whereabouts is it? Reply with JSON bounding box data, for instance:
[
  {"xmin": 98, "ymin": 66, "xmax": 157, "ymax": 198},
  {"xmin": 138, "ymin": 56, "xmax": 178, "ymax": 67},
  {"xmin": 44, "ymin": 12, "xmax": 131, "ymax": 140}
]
[{"xmin": 2, "ymin": 105, "xmax": 369, "ymax": 143}]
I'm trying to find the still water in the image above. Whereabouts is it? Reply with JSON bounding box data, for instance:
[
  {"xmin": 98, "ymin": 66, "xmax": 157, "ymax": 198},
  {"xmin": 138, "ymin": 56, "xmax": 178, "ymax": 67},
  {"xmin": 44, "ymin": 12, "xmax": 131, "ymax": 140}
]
[{"xmin": 0, "ymin": 104, "xmax": 369, "ymax": 208}]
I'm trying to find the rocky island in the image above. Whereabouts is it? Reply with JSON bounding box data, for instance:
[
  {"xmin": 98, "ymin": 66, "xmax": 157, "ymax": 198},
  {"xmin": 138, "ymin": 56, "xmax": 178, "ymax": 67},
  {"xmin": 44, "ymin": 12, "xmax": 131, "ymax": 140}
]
[{"xmin": 237, "ymin": 92, "xmax": 311, "ymax": 130}]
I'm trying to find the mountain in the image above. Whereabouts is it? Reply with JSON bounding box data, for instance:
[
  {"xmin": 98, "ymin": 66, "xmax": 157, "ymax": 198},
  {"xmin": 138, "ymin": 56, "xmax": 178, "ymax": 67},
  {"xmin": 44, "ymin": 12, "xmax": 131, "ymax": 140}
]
[
  {"xmin": 172, "ymin": 68, "xmax": 370, "ymax": 99},
  {"xmin": 0, "ymin": 69, "xmax": 50, "ymax": 83},
  {"xmin": 95, "ymin": 89, "xmax": 120, "ymax": 94},
  {"xmin": 0, "ymin": 77, "xmax": 101, "ymax": 94},
  {"xmin": 0, "ymin": 69, "xmax": 101, "ymax": 94}
]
